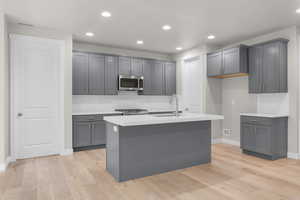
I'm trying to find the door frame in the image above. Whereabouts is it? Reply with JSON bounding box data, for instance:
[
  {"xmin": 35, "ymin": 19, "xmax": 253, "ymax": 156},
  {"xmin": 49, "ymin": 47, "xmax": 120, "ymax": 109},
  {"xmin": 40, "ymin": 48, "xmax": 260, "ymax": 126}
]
[{"xmin": 10, "ymin": 34, "xmax": 65, "ymax": 161}]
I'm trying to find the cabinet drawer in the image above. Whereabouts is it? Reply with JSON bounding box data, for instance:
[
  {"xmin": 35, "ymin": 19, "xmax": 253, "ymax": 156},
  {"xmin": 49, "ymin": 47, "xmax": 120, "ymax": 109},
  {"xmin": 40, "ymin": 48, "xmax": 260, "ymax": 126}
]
[
  {"xmin": 73, "ymin": 115, "xmax": 104, "ymax": 122},
  {"xmin": 241, "ymin": 116, "xmax": 272, "ymax": 126}
]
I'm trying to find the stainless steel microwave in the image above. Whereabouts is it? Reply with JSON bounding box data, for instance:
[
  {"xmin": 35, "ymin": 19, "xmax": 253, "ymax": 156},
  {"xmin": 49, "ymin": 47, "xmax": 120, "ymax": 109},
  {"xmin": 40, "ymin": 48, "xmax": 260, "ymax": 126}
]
[{"xmin": 118, "ymin": 75, "xmax": 144, "ymax": 91}]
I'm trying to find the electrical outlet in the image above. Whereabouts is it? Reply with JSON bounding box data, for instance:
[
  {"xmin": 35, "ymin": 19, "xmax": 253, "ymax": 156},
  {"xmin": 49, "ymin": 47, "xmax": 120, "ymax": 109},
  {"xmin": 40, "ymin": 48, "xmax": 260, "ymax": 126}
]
[{"xmin": 223, "ymin": 129, "xmax": 232, "ymax": 136}]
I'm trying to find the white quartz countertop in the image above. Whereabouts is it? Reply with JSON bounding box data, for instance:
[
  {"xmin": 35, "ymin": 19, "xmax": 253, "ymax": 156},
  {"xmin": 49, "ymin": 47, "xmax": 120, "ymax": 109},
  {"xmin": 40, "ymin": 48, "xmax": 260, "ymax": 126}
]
[
  {"xmin": 104, "ymin": 113, "xmax": 224, "ymax": 126},
  {"xmin": 240, "ymin": 113, "xmax": 289, "ymax": 118},
  {"xmin": 72, "ymin": 108, "xmax": 181, "ymax": 116}
]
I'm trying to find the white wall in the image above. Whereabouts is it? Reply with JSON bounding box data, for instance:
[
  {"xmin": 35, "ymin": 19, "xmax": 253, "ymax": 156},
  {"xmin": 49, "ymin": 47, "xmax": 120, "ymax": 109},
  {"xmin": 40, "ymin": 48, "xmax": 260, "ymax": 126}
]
[
  {"xmin": 73, "ymin": 94, "xmax": 174, "ymax": 112},
  {"xmin": 8, "ymin": 23, "xmax": 73, "ymax": 151},
  {"xmin": 0, "ymin": 11, "xmax": 9, "ymax": 167},
  {"xmin": 73, "ymin": 41, "xmax": 173, "ymax": 61}
]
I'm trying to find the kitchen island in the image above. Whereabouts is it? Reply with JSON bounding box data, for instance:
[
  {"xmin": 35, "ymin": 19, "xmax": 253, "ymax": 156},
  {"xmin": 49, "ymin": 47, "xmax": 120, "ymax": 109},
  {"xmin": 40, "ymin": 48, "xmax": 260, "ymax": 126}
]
[{"xmin": 104, "ymin": 113, "xmax": 224, "ymax": 182}]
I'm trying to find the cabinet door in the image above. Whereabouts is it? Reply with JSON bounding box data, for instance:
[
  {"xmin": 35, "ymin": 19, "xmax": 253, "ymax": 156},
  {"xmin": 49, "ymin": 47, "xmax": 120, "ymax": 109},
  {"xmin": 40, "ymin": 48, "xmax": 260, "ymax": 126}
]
[
  {"xmin": 152, "ymin": 61, "xmax": 164, "ymax": 95},
  {"xmin": 249, "ymin": 45, "xmax": 263, "ymax": 93},
  {"xmin": 105, "ymin": 56, "xmax": 118, "ymax": 95},
  {"xmin": 131, "ymin": 58, "xmax": 144, "ymax": 76},
  {"xmin": 74, "ymin": 122, "xmax": 92, "ymax": 147},
  {"xmin": 88, "ymin": 54, "xmax": 105, "ymax": 95},
  {"xmin": 207, "ymin": 52, "xmax": 222, "ymax": 77},
  {"xmin": 241, "ymin": 124, "xmax": 256, "ymax": 152},
  {"xmin": 142, "ymin": 59, "xmax": 153, "ymax": 95},
  {"xmin": 119, "ymin": 56, "xmax": 131, "ymax": 76},
  {"xmin": 223, "ymin": 48, "xmax": 239, "ymax": 75},
  {"xmin": 164, "ymin": 62, "xmax": 176, "ymax": 95},
  {"xmin": 262, "ymin": 42, "xmax": 281, "ymax": 93},
  {"xmin": 73, "ymin": 52, "xmax": 89, "ymax": 95},
  {"xmin": 255, "ymin": 125, "xmax": 272, "ymax": 155},
  {"xmin": 92, "ymin": 121, "xmax": 106, "ymax": 145}
]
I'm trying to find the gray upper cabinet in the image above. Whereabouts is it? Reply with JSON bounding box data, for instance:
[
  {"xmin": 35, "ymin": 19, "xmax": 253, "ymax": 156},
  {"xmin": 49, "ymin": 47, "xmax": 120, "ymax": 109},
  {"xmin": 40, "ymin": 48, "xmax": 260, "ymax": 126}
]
[
  {"xmin": 207, "ymin": 51, "xmax": 223, "ymax": 77},
  {"xmin": 164, "ymin": 62, "xmax": 176, "ymax": 95},
  {"xmin": 88, "ymin": 54, "xmax": 105, "ymax": 95},
  {"xmin": 152, "ymin": 61, "xmax": 164, "ymax": 95},
  {"xmin": 248, "ymin": 45, "xmax": 263, "ymax": 93},
  {"xmin": 72, "ymin": 51, "xmax": 176, "ymax": 96},
  {"xmin": 73, "ymin": 52, "xmax": 89, "ymax": 95},
  {"xmin": 249, "ymin": 38, "xmax": 288, "ymax": 93},
  {"xmin": 119, "ymin": 57, "xmax": 144, "ymax": 77},
  {"xmin": 131, "ymin": 58, "xmax": 144, "ymax": 76},
  {"xmin": 118, "ymin": 56, "xmax": 131, "ymax": 76},
  {"xmin": 142, "ymin": 59, "xmax": 154, "ymax": 95},
  {"xmin": 207, "ymin": 45, "xmax": 248, "ymax": 78},
  {"xmin": 223, "ymin": 45, "xmax": 248, "ymax": 75},
  {"xmin": 105, "ymin": 56, "xmax": 119, "ymax": 95}
]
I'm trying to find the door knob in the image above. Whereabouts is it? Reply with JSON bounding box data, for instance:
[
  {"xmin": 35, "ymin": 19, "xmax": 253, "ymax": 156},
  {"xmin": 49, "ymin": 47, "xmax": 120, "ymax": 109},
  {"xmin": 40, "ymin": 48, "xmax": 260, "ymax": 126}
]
[{"xmin": 17, "ymin": 113, "xmax": 23, "ymax": 117}]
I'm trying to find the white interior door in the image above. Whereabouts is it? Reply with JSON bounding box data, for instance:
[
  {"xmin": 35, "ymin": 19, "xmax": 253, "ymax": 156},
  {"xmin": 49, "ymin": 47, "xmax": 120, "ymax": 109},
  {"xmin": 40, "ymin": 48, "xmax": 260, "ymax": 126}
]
[
  {"xmin": 182, "ymin": 56, "xmax": 205, "ymax": 113},
  {"xmin": 11, "ymin": 35, "xmax": 64, "ymax": 159}
]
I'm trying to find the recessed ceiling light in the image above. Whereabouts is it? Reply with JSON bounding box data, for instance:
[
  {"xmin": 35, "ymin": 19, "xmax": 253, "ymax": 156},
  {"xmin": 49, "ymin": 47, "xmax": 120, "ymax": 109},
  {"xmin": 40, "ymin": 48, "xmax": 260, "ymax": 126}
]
[
  {"xmin": 176, "ymin": 47, "xmax": 183, "ymax": 51},
  {"xmin": 101, "ymin": 11, "xmax": 111, "ymax": 18},
  {"xmin": 162, "ymin": 25, "xmax": 172, "ymax": 31},
  {"xmin": 137, "ymin": 40, "xmax": 144, "ymax": 45},
  {"xmin": 208, "ymin": 35, "xmax": 215, "ymax": 40},
  {"xmin": 296, "ymin": 8, "xmax": 300, "ymax": 13},
  {"xmin": 85, "ymin": 32, "xmax": 94, "ymax": 37}
]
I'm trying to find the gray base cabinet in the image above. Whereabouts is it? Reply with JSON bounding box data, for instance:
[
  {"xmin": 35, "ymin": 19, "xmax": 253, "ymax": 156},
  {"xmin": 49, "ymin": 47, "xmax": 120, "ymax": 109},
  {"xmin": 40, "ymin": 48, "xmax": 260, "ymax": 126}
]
[
  {"xmin": 106, "ymin": 121, "xmax": 211, "ymax": 182},
  {"xmin": 240, "ymin": 116, "xmax": 288, "ymax": 160},
  {"xmin": 249, "ymin": 38, "xmax": 288, "ymax": 93},
  {"xmin": 73, "ymin": 114, "xmax": 121, "ymax": 151}
]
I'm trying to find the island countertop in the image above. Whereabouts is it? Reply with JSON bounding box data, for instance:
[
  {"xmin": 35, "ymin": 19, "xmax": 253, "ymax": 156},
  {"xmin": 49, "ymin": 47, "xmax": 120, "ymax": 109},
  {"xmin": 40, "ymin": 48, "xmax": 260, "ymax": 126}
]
[{"xmin": 104, "ymin": 113, "xmax": 224, "ymax": 126}]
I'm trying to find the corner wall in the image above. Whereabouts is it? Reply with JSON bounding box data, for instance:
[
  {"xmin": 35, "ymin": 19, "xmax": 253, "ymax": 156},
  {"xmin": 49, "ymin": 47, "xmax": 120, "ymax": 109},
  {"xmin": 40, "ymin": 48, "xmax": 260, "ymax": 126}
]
[{"xmin": 0, "ymin": 11, "xmax": 9, "ymax": 169}]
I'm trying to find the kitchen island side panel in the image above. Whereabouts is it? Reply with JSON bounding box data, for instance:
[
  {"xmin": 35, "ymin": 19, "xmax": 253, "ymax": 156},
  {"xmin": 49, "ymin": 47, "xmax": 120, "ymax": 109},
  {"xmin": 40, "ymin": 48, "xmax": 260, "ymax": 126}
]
[
  {"xmin": 106, "ymin": 121, "xmax": 211, "ymax": 182},
  {"xmin": 106, "ymin": 123, "xmax": 120, "ymax": 180}
]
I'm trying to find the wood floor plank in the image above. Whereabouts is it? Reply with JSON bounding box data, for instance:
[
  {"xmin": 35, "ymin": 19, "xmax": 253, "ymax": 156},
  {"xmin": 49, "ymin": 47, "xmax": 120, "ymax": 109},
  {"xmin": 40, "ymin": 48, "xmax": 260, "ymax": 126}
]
[{"xmin": 1, "ymin": 144, "xmax": 300, "ymax": 200}]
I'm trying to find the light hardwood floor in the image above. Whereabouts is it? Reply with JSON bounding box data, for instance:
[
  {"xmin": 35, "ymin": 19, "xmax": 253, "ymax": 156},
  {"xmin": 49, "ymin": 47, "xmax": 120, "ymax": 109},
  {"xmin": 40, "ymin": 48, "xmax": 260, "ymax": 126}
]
[{"xmin": 1, "ymin": 144, "xmax": 300, "ymax": 200}]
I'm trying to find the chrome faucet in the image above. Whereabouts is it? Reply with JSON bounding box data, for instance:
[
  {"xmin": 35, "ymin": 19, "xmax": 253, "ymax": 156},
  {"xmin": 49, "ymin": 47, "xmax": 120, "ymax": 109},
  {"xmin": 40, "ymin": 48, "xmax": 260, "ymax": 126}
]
[{"xmin": 172, "ymin": 94, "xmax": 179, "ymax": 117}]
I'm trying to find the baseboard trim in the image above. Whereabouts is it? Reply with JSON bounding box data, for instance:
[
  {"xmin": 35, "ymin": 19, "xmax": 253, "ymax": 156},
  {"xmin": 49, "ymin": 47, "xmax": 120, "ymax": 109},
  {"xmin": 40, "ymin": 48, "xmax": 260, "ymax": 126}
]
[
  {"xmin": 287, "ymin": 152, "xmax": 300, "ymax": 160},
  {"xmin": 0, "ymin": 156, "xmax": 14, "ymax": 172},
  {"xmin": 60, "ymin": 149, "xmax": 73, "ymax": 156},
  {"xmin": 212, "ymin": 138, "xmax": 223, "ymax": 144},
  {"xmin": 220, "ymin": 138, "xmax": 240, "ymax": 147}
]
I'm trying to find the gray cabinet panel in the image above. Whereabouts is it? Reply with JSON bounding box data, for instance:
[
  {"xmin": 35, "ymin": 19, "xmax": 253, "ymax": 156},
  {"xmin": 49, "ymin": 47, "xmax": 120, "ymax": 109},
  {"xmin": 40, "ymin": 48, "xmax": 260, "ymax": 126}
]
[
  {"xmin": 118, "ymin": 56, "xmax": 131, "ymax": 76},
  {"xmin": 255, "ymin": 125, "xmax": 271, "ymax": 155},
  {"xmin": 248, "ymin": 39, "xmax": 288, "ymax": 93},
  {"xmin": 142, "ymin": 59, "xmax": 154, "ymax": 95},
  {"xmin": 223, "ymin": 47, "xmax": 239, "ymax": 75},
  {"xmin": 164, "ymin": 62, "xmax": 176, "ymax": 95},
  {"xmin": 72, "ymin": 52, "xmax": 89, "ymax": 95},
  {"xmin": 92, "ymin": 121, "xmax": 106, "ymax": 145},
  {"xmin": 131, "ymin": 58, "xmax": 144, "ymax": 76},
  {"xmin": 207, "ymin": 51, "xmax": 222, "ymax": 77},
  {"xmin": 262, "ymin": 42, "xmax": 281, "ymax": 93},
  {"xmin": 249, "ymin": 45, "xmax": 263, "ymax": 93},
  {"xmin": 74, "ymin": 122, "xmax": 92, "ymax": 147},
  {"xmin": 152, "ymin": 61, "xmax": 164, "ymax": 95},
  {"xmin": 105, "ymin": 56, "xmax": 118, "ymax": 95},
  {"xmin": 88, "ymin": 54, "xmax": 105, "ymax": 95},
  {"xmin": 241, "ymin": 124, "xmax": 255, "ymax": 152}
]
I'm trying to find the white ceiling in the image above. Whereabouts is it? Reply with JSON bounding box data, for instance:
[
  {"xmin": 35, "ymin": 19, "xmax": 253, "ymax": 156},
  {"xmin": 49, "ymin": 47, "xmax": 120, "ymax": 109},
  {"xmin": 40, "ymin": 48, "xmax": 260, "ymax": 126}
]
[{"xmin": 2, "ymin": 0, "xmax": 300, "ymax": 54}]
